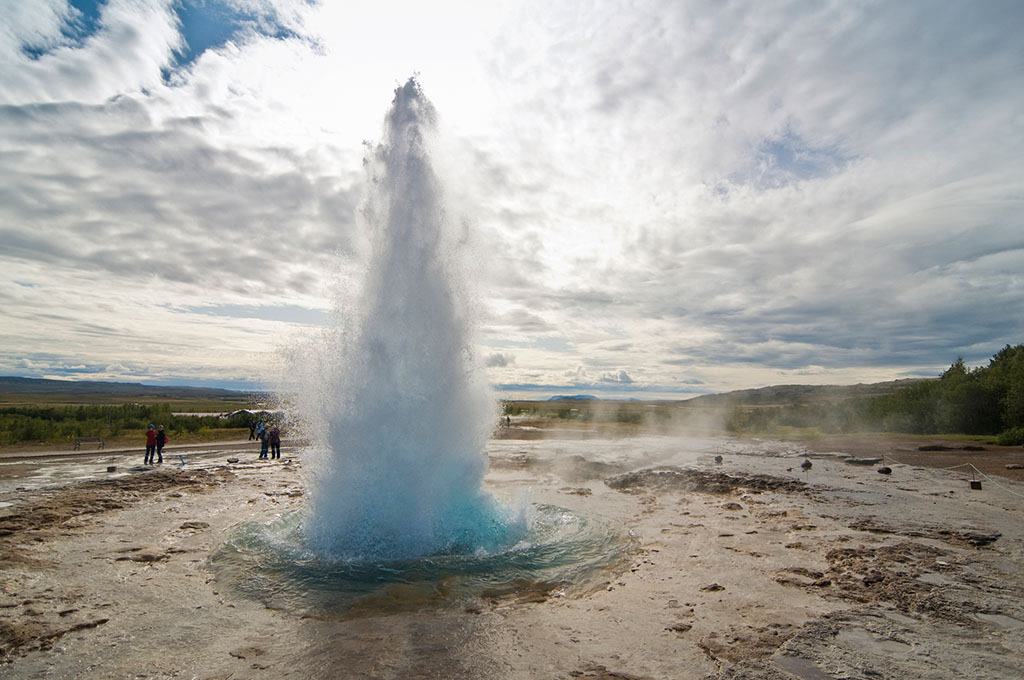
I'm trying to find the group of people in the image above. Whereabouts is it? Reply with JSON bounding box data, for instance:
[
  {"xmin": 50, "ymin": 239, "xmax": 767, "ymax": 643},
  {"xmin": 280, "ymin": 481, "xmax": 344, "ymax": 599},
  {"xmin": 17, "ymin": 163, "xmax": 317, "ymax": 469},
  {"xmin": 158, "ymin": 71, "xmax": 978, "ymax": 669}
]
[
  {"xmin": 252, "ymin": 420, "xmax": 282, "ymax": 460},
  {"xmin": 141, "ymin": 419, "xmax": 282, "ymax": 466},
  {"xmin": 144, "ymin": 424, "xmax": 168, "ymax": 465}
]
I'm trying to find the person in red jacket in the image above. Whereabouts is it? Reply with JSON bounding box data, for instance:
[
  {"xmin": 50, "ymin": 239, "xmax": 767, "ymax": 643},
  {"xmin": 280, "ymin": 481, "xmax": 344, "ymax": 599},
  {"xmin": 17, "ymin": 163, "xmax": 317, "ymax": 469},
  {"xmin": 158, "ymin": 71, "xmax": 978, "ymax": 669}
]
[{"xmin": 145, "ymin": 424, "xmax": 157, "ymax": 465}]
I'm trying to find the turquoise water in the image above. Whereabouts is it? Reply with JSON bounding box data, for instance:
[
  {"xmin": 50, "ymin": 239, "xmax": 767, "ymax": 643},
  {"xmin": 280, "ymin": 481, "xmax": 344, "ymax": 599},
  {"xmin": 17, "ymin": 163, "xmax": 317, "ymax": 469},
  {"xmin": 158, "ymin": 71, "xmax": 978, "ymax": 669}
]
[{"xmin": 210, "ymin": 504, "xmax": 631, "ymax": 616}]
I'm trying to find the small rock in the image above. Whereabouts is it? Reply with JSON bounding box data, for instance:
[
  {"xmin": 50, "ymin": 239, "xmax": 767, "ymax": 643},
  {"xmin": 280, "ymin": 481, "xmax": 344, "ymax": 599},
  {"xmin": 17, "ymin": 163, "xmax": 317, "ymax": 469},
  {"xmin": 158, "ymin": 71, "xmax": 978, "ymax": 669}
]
[
  {"xmin": 700, "ymin": 583, "xmax": 725, "ymax": 592},
  {"xmin": 560, "ymin": 487, "xmax": 592, "ymax": 496},
  {"xmin": 180, "ymin": 521, "xmax": 210, "ymax": 530},
  {"xmin": 1006, "ymin": 464, "xmax": 1024, "ymax": 470},
  {"xmin": 863, "ymin": 572, "xmax": 885, "ymax": 585},
  {"xmin": 106, "ymin": 466, "xmax": 117, "ymax": 473},
  {"xmin": 721, "ymin": 502, "xmax": 743, "ymax": 511},
  {"xmin": 877, "ymin": 466, "xmax": 892, "ymax": 475},
  {"xmin": 800, "ymin": 459, "xmax": 812, "ymax": 471},
  {"xmin": 229, "ymin": 646, "xmax": 265, "ymax": 660},
  {"xmin": 666, "ymin": 623, "xmax": 692, "ymax": 633},
  {"xmin": 227, "ymin": 457, "xmax": 240, "ymax": 464}
]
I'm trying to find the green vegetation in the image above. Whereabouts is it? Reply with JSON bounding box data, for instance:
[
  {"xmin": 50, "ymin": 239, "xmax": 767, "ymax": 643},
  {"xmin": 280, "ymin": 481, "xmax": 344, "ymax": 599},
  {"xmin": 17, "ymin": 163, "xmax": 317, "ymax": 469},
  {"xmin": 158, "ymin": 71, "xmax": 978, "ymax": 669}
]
[
  {"xmin": 997, "ymin": 427, "xmax": 1024, "ymax": 446},
  {"xmin": 0, "ymin": 403, "xmax": 256, "ymax": 447},
  {"xmin": 503, "ymin": 345, "xmax": 1024, "ymax": 444},
  {"xmin": 723, "ymin": 345, "xmax": 1024, "ymax": 442},
  {"xmin": 858, "ymin": 345, "xmax": 1023, "ymax": 438}
]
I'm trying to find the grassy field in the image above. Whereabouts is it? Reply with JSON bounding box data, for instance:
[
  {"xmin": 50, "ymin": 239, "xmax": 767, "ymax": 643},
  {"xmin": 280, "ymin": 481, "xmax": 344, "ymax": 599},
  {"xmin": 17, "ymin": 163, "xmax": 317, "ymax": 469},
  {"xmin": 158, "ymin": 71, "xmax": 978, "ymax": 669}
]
[
  {"xmin": 0, "ymin": 397, "xmax": 264, "ymax": 450},
  {"xmin": 0, "ymin": 394, "xmax": 252, "ymax": 410}
]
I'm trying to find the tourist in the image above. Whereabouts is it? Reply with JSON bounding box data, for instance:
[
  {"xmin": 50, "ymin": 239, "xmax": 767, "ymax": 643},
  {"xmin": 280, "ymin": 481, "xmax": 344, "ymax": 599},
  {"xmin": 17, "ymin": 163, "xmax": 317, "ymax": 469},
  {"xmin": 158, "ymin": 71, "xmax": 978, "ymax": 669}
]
[
  {"xmin": 144, "ymin": 424, "xmax": 157, "ymax": 465},
  {"xmin": 269, "ymin": 424, "xmax": 281, "ymax": 460},
  {"xmin": 155, "ymin": 425, "xmax": 168, "ymax": 464},
  {"xmin": 258, "ymin": 427, "xmax": 270, "ymax": 460},
  {"xmin": 248, "ymin": 420, "xmax": 257, "ymax": 440}
]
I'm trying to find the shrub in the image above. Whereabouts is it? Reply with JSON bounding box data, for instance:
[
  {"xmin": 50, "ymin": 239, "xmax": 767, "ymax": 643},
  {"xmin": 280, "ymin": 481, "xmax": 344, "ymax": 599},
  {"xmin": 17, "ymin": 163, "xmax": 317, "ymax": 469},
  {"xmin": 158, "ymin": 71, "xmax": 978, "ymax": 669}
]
[{"xmin": 996, "ymin": 427, "xmax": 1024, "ymax": 446}]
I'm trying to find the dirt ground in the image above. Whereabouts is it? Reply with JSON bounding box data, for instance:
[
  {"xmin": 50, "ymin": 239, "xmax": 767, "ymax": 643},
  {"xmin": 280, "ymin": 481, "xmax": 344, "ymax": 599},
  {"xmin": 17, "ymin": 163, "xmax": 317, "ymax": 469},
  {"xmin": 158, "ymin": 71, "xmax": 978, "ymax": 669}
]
[
  {"xmin": 802, "ymin": 433, "xmax": 1024, "ymax": 483},
  {"xmin": 1, "ymin": 430, "xmax": 1022, "ymax": 679}
]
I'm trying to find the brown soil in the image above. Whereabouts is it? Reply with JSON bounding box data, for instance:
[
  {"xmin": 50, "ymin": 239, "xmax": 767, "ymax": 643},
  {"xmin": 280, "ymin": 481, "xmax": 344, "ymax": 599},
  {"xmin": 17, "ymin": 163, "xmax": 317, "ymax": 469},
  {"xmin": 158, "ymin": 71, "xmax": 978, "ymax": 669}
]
[{"xmin": 804, "ymin": 434, "xmax": 1024, "ymax": 481}]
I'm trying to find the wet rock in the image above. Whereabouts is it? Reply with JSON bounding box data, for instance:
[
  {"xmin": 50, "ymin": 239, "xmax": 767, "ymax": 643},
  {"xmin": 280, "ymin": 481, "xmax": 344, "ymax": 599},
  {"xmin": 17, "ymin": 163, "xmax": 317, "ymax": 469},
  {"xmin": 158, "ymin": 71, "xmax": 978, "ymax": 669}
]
[
  {"xmin": 114, "ymin": 551, "xmax": 168, "ymax": 563},
  {"xmin": 607, "ymin": 467, "xmax": 806, "ymax": 495},
  {"xmin": 229, "ymin": 645, "xmax": 266, "ymax": 660},
  {"xmin": 570, "ymin": 663, "xmax": 650, "ymax": 679},
  {"xmin": 848, "ymin": 518, "xmax": 1000, "ymax": 548},
  {"xmin": 863, "ymin": 571, "xmax": 885, "ymax": 585},
  {"xmin": 877, "ymin": 466, "xmax": 892, "ymax": 475},
  {"xmin": 844, "ymin": 457, "xmax": 882, "ymax": 465},
  {"xmin": 560, "ymin": 487, "xmax": 593, "ymax": 496},
  {"xmin": 180, "ymin": 521, "xmax": 210, "ymax": 530}
]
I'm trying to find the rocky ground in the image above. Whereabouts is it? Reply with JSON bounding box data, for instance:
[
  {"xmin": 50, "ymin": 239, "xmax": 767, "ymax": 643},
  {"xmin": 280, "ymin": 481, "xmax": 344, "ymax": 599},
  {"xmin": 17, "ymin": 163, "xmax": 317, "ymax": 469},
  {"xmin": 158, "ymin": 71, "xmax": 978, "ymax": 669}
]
[{"xmin": 1, "ymin": 431, "xmax": 1022, "ymax": 679}]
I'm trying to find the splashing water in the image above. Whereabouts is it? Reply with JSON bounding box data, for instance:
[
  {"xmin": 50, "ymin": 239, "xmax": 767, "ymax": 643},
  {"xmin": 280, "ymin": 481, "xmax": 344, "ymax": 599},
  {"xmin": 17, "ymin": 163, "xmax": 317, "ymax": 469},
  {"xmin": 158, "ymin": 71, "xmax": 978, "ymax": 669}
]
[{"xmin": 300, "ymin": 79, "xmax": 523, "ymax": 561}]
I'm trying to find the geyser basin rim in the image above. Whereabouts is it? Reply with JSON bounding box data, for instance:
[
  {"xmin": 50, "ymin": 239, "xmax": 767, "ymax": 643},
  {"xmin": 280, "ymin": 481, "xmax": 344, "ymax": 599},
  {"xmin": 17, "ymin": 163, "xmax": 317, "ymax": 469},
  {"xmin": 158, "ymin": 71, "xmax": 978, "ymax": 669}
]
[{"xmin": 211, "ymin": 504, "xmax": 632, "ymax": 614}]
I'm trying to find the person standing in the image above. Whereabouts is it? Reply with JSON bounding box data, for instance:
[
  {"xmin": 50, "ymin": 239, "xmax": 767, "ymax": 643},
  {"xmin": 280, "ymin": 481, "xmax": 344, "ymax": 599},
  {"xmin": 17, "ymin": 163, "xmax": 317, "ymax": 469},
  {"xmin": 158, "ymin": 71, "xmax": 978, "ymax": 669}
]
[
  {"xmin": 258, "ymin": 427, "xmax": 270, "ymax": 460},
  {"xmin": 155, "ymin": 425, "xmax": 168, "ymax": 464},
  {"xmin": 145, "ymin": 424, "xmax": 157, "ymax": 465},
  {"xmin": 269, "ymin": 425, "xmax": 281, "ymax": 460}
]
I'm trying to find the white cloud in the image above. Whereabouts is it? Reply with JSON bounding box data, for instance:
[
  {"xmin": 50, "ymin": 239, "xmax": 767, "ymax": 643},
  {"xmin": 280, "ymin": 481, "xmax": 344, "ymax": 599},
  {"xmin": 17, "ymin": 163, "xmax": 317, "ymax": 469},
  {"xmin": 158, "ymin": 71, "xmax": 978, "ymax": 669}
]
[{"xmin": 0, "ymin": 0, "xmax": 1021, "ymax": 393}]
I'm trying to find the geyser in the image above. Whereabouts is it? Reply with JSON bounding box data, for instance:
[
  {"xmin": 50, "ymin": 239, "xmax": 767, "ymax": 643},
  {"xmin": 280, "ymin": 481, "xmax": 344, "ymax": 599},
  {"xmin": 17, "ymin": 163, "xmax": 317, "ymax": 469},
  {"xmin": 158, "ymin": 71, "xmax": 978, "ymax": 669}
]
[
  {"xmin": 212, "ymin": 81, "xmax": 632, "ymax": 612},
  {"xmin": 301, "ymin": 79, "xmax": 522, "ymax": 561}
]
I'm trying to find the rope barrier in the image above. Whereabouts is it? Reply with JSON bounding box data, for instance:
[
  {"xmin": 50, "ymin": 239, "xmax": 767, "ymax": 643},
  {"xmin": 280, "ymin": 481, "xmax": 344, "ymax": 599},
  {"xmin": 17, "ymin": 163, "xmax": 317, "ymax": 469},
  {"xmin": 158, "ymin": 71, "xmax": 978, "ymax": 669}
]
[
  {"xmin": 881, "ymin": 455, "xmax": 1024, "ymax": 500},
  {"xmin": 971, "ymin": 469, "xmax": 1024, "ymax": 500}
]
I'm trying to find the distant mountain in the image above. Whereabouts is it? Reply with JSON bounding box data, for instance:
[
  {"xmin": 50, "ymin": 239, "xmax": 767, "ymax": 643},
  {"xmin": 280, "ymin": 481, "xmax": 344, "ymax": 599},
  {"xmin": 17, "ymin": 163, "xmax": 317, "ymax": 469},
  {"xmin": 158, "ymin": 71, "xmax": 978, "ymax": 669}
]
[
  {"xmin": 0, "ymin": 376, "xmax": 247, "ymax": 400},
  {"xmin": 682, "ymin": 378, "xmax": 930, "ymax": 407},
  {"xmin": 546, "ymin": 394, "xmax": 599, "ymax": 401}
]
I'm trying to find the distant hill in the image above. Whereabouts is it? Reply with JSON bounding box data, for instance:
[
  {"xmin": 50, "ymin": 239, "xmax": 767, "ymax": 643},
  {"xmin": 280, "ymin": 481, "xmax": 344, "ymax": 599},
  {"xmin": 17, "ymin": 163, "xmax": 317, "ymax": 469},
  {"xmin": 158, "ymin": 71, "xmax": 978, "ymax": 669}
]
[
  {"xmin": 682, "ymin": 378, "xmax": 931, "ymax": 407},
  {"xmin": 546, "ymin": 394, "xmax": 599, "ymax": 401},
  {"xmin": 0, "ymin": 376, "xmax": 248, "ymax": 402}
]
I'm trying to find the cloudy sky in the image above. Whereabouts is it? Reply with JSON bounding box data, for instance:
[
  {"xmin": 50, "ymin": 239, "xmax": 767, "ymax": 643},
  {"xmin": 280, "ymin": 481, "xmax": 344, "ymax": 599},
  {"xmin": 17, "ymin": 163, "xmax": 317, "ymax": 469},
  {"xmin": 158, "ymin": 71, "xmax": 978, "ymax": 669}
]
[{"xmin": 1, "ymin": 0, "xmax": 1022, "ymax": 397}]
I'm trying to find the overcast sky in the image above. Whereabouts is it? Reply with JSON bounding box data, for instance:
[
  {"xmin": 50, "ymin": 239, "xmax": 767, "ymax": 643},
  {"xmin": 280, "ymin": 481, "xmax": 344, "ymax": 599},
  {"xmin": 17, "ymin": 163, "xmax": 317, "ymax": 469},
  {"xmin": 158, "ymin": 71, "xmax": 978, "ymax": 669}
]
[{"xmin": 1, "ymin": 0, "xmax": 1022, "ymax": 397}]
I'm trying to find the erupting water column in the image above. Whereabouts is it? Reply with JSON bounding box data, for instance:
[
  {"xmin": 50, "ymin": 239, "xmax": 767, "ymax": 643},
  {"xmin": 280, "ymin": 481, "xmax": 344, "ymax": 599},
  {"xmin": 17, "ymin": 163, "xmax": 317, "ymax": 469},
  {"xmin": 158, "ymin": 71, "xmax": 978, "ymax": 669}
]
[{"xmin": 303, "ymin": 79, "xmax": 522, "ymax": 561}]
